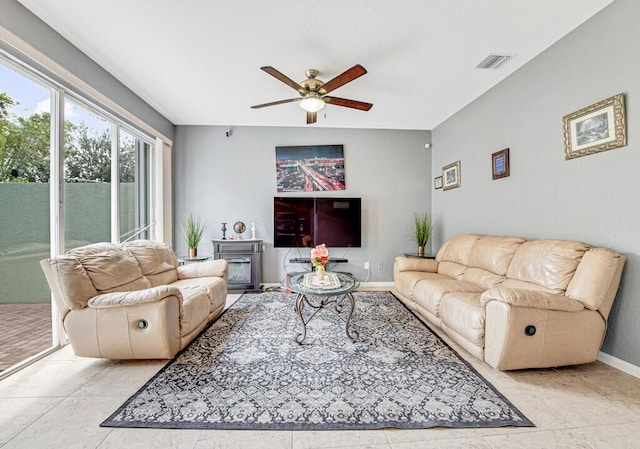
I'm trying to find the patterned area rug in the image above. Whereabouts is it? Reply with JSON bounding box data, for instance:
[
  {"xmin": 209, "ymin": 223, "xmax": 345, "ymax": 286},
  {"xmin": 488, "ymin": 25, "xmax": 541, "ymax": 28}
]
[{"xmin": 102, "ymin": 291, "xmax": 533, "ymax": 430}]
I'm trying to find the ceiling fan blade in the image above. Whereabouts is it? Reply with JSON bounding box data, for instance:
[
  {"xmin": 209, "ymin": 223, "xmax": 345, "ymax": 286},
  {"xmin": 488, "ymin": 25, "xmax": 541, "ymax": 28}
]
[
  {"xmin": 319, "ymin": 64, "xmax": 367, "ymax": 95},
  {"xmin": 324, "ymin": 96, "xmax": 373, "ymax": 111},
  {"xmin": 306, "ymin": 111, "xmax": 317, "ymax": 124},
  {"xmin": 261, "ymin": 66, "xmax": 306, "ymax": 94},
  {"xmin": 251, "ymin": 98, "xmax": 301, "ymax": 109}
]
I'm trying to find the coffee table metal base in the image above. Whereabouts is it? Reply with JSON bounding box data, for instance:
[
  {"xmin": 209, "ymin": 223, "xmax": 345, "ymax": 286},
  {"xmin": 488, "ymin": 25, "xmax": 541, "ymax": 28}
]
[{"xmin": 293, "ymin": 292, "xmax": 359, "ymax": 344}]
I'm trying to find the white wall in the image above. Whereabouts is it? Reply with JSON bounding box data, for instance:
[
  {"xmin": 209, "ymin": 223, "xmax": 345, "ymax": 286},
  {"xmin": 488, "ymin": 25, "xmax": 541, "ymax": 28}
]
[
  {"xmin": 174, "ymin": 126, "xmax": 431, "ymax": 284},
  {"xmin": 0, "ymin": 0, "xmax": 175, "ymax": 140},
  {"xmin": 431, "ymin": 0, "xmax": 640, "ymax": 366}
]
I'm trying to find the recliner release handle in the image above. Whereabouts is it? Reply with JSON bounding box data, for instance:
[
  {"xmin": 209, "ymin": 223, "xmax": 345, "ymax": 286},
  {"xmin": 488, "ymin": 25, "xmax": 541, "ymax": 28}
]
[
  {"xmin": 137, "ymin": 319, "xmax": 148, "ymax": 329},
  {"xmin": 524, "ymin": 325, "xmax": 536, "ymax": 336}
]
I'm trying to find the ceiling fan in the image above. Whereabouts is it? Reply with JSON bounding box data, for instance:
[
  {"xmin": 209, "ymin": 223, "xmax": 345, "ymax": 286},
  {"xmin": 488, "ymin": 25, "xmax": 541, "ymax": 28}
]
[{"xmin": 251, "ymin": 64, "xmax": 373, "ymax": 124}]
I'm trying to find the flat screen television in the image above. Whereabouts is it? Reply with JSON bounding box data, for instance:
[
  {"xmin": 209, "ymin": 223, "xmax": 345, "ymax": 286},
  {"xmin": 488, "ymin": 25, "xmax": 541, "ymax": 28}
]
[{"xmin": 274, "ymin": 197, "xmax": 361, "ymax": 248}]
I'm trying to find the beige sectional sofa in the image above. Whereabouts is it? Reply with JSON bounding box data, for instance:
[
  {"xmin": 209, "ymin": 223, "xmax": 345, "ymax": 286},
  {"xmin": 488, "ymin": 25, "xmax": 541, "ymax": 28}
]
[
  {"xmin": 393, "ymin": 234, "xmax": 625, "ymax": 370},
  {"xmin": 40, "ymin": 240, "xmax": 228, "ymax": 360}
]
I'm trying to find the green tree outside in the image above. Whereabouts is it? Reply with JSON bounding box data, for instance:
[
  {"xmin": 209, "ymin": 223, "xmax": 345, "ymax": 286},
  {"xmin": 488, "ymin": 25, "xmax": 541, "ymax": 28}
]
[{"xmin": 0, "ymin": 92, "xmax": 135, "ymax": 183}]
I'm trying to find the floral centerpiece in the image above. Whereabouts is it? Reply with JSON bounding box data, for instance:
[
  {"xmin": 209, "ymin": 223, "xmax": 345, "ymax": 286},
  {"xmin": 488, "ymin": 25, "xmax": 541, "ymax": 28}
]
[{"xmin": 310, "ymin": 243, "xmax": 330, "ymax": 280}]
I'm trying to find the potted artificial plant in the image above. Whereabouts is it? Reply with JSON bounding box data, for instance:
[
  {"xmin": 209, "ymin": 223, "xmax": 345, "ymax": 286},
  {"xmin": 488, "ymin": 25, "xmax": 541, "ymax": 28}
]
[
  {"xmin": 182, "ymin": 213, "xmax": 205, "ymax": 258},
  {"xmin": 413, "ymin": 212, "xmax": 432, "ymax": 256}
]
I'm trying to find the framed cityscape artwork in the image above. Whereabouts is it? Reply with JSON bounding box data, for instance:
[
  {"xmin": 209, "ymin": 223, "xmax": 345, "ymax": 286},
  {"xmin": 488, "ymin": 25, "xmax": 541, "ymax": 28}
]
[{"xmin": 275, "ymin": 145, "xmax": 345, "ymax": 192}]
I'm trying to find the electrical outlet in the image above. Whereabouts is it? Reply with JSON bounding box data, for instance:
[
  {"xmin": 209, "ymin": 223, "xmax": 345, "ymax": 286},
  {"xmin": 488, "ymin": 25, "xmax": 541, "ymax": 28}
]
[
  {"xmin": 377, "ymin": 262, "xmax": 384, "ymax": 270},
  {"xmin": 364, "ymin": 261, "xmax": 370, "ymax": 270}
]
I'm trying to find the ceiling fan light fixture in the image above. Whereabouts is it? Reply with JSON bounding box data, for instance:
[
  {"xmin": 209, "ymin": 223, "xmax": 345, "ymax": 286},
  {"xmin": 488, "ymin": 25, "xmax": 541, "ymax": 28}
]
[{"xmin": 299, "ymin": 95, "xmax": 326, "ymax": 112}]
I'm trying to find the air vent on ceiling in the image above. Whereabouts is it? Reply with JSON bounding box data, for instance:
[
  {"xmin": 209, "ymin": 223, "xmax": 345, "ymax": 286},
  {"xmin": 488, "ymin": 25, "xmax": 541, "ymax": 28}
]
[{"xmin": 475, "ymin": 54, "xmax": 513, "ymax": 69}]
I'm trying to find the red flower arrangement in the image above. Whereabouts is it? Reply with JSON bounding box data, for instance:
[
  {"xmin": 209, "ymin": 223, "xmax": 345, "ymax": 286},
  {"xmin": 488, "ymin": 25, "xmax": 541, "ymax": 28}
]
[{"xmin": 310, "ymin": 243, "xmax": 330, "ymax": 267}]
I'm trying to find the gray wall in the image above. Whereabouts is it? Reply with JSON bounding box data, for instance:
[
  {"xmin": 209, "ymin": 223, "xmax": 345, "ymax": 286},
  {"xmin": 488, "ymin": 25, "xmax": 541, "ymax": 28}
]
[
  {"xmin": 174, "ymin": 126, "xmax": 431, "ymax": 283},
  {"xmin": 0, "ymin": 0, "xmax": 175, "ymax": 140},
  {"xmin": 431, "ymin": 0, "xmax": 639, "ymax": 367}
]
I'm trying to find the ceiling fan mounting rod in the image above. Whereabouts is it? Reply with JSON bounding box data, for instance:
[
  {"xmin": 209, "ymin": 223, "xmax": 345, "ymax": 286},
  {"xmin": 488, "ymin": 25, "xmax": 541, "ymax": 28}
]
[{"xmin": 305, "ymin": 69, "xmax": 319, "ymax": 79}]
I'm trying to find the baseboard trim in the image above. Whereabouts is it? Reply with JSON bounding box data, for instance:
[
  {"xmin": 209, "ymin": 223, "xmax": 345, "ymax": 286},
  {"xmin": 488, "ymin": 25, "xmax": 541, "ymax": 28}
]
[
  {"xmin": 597, "ymin": 351, "xmax": 640, "ymax": 378},
  {"xmin": 360, "ymin": 281, "xmax": 394, "ymax": 288}
]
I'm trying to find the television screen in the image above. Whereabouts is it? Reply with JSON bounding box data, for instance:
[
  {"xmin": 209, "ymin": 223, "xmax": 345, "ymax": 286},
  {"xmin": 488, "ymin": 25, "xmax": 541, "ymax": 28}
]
[{"xmin": 274, "ymin": 197, "xmax": 361, "ymax": 248}]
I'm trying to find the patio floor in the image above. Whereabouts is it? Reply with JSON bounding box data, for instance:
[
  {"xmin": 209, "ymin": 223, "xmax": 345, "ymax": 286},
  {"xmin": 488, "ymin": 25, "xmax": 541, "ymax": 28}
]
[{"xmin": 0, "ymin": 303, "xmax": 52, "ymax": 372}]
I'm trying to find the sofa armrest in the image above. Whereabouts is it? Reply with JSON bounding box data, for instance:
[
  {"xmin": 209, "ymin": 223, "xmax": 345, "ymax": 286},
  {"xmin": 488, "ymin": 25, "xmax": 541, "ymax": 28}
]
[
  {"xmin": 394, "ymin": 256, "xmax": 438, "ymax": 273},
  {"xmin": 480, "ymin": 287, "xmax": 584, "ymax": 312},
  {"xmin": 177, "ymin": 259, "xmax": 228, "ymax": 280},
  {"xmin": 88, "ymin": 285, "xmax": 182, "ymax": 309}
]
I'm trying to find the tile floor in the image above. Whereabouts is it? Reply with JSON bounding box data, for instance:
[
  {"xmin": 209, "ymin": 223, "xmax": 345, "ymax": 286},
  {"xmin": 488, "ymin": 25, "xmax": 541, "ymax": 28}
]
[
  {"xmin": 0, "ymin": 303, "xmax": 52, "ymax": 372},
  {"xmin": 1, "ymin": 292, "xmax": 640, "ymax": 449}
]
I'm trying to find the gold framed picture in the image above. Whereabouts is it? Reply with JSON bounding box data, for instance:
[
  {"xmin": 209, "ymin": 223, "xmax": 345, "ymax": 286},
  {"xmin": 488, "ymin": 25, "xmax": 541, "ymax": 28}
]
[
  {"xmin": 434, "ymin": 176, "xmax": 443, "ymax": 190},
  {"xmin": 442, "ymin": 160, "xmax": 461, "ymax": 191},
  {"xmin": 563, "ymin": 93, "xmax": 626, "ymax": 160}
]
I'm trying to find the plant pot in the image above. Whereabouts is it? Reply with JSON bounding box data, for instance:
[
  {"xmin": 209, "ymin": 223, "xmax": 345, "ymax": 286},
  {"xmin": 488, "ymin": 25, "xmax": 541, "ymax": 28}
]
[
  {"xmin": 188, "ymin": 247, "xmax": 197, "ymax": 258},
  {"xmin": 417, "ymin": 246, "xmax": 425, "ymax": 256}
]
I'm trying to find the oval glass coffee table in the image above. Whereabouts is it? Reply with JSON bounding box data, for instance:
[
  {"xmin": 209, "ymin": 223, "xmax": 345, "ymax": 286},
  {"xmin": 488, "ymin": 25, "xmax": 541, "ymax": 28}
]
[{"xmin": 285, "ymin": 271, "xmax": 360, "ymax": 344}]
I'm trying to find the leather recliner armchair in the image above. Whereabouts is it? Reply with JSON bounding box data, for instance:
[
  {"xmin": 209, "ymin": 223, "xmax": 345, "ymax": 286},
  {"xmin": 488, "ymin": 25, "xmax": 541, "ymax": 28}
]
[{"xmin": 40, "ymin": 240, "xmax": 227, "ymax": 359}]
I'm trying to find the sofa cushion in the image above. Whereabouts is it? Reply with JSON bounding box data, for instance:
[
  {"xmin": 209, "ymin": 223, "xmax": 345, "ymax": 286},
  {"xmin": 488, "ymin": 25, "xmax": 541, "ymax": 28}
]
[
  {"xmin": 437, "ymin": 261, "xmax": 467, "ymax": 280},
  {"xmin": 440, "ymin": 292, "xmax": 486, "ymax": 347},
  {"xmin": 146, "ymin": 270, "xmax": 179, "ymax": 287},
  {"xmin": 412, "ymin": 278, "xmax": 485, "ymax": 319},
  {"xmin": 124, "ymin": 240, "xmax": 178, "ymax": 274},
  {"xmin": 68, "ymin": 242, "xmax": 150, "ymax": 292},
  {"xmin": 506, "ymin": 239, "xmax": 591, "ymax": 291},
  {"xmin": 172, "ymin": 277, "xmax": 227, "ymax": 314},
  {"xmin": 461, "ymin": 267, "xmax": 504, "ymax": 289},
  {"xmin": 395, "ymin": 257, "xmax": 438, "ymax": 274},
  {"xmin": 437, "ymin": 234, "xmax": 482, "ymax": 265},
  {"xmin": 500, "ymin": 278, "xmax": 562, "ymax": 294},
  {"xmin": 177, "ymin": 287, "xmax": 210, "ymax": 337},
  {"xmin": 48, "ymin": 256, "xmax": 99, "ymax": 310},
  {"xmin": 394, "ymin": 271, "xmax": 448, "ymax": 302},
  {"xmin": 177, "ymin": 259, "xmax": 228, "ymax": 279},
  {"xmin": 467, "ymin": 235, "xmax": 525, "ymax": 275},
  {"xmin": 124, "ymin": 240, "xmax": 179, "ymax": 287},
  {"xmin": 566, "ymin": 248, "xmax": 625, "ymax": 313},
  {"xmin": 480, "ymin": 287, "xmax": 584, "ymax": 312}
]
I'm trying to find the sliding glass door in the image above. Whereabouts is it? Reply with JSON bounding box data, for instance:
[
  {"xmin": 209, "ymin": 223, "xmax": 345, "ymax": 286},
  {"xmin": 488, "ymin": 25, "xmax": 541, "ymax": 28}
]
[
  {"xmin": 63, "ymin": 98, "xmax": 112, "ymax": 250},
  {"xmin": 0, "ymin": 54, "xmax": 157, "ymax": 376},
  {"xmin": 119, "ymin": 130, "xmax": 153, "ymax": 242},
  {"xmin": 0, "ymin": 61, "xmax": 53, "ymax": 373}
]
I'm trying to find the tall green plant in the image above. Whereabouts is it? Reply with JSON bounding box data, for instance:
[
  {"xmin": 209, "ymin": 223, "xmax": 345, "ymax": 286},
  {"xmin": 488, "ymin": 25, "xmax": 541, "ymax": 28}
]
[
  {"xmin": 181, "ymin": 213, "xmax": 205, "ymax": 249},
  {"xmin": 413, "ymin": 212, "xmax": 432, "ymax": 247}
]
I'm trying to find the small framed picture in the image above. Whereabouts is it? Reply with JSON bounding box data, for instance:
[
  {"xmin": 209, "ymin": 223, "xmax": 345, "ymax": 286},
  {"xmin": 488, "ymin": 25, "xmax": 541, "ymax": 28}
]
[
  {"xmin": 442, "ymin": 160, "xmax": 461, "ymax": 191},
  {"xmin": 492, "ymin": 148, "xmax": 510, "ymax": 180},
  {"xmin": 563, "ymin": 93, "xmax": 626, "ymax": 160},
  {"xmin": 434, "ymin": 176, "xmax": 443, "ymax": 190}
]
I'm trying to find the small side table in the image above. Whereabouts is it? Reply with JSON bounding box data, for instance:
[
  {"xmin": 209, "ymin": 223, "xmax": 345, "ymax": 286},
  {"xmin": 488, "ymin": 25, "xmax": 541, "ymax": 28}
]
[
  {"xmin": 403, "ymin": 253, "xmax": 435, "ymax": 259},
  {"xmin": 178, "ymin": 256, "xmax": 211, "ymax": 265}
]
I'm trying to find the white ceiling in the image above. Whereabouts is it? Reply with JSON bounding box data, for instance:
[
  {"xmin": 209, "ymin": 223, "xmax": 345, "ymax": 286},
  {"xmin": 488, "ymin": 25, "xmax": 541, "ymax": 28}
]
[{"xmin": 18, "ymin": 0, "xmax": 613, "ymax": 130}]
